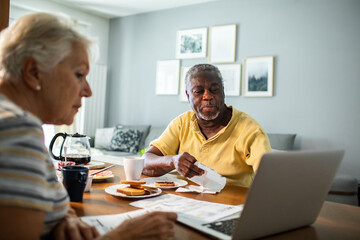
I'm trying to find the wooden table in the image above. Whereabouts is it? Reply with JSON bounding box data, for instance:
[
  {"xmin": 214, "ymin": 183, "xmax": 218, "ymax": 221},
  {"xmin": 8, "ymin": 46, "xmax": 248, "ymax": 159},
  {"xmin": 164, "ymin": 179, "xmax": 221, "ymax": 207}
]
[{"xmin": 71, "ymin": 164, "xmax": 360, "ymax": 240}]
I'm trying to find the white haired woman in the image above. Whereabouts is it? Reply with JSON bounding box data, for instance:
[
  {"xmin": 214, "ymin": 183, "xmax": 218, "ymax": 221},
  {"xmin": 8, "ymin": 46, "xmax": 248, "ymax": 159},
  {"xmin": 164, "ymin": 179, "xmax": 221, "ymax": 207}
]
[{"xmin": 0, "ymin": 13, "xmax": 176, "ymax": 239}]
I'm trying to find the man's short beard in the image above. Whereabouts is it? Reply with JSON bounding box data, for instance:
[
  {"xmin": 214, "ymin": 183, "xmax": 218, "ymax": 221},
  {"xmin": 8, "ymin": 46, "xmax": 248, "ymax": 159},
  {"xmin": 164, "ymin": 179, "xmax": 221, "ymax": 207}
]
[{"xmin": 192, "ymin": 105, "xmax": 220, "ymax": 121}]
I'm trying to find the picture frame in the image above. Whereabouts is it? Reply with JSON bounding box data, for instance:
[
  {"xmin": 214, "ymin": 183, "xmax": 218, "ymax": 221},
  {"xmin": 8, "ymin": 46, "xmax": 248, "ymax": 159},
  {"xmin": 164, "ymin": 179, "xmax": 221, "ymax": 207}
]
[
  {"xmin": 176, "ymin": 28, "xmax": 208, "ymax": 59},
  {"xmin": 209, "ymin": 24, "xmax": 237, "ymax": 63},
  {"xmin": 243, "ymin": 56, "xmax": 274, "ymax": 97},
  {"xmin": 216, "ymin": 64, "xmax": 241, "ymax": 96},
  {"xmin": 156, "ymin": 60, "xmax": 180, "ymax": 95},
  {"xmin": 179, "ymin": 66, "xmax": 191, "ymax": 102}
]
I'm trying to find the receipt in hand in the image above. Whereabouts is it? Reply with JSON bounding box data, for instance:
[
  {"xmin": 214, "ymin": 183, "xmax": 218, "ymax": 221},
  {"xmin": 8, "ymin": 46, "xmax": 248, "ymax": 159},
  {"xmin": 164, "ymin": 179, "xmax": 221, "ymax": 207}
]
[{"xmin": 188, "ymin": 162, "xmax": 226, "ymax": 192}]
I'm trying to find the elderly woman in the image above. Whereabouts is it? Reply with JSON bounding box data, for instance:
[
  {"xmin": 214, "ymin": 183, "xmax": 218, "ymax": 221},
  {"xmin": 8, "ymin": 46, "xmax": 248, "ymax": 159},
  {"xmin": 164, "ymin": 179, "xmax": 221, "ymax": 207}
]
[{"xmin": 0, "ymin": 13, "xmax": 176, "ymax": 239}]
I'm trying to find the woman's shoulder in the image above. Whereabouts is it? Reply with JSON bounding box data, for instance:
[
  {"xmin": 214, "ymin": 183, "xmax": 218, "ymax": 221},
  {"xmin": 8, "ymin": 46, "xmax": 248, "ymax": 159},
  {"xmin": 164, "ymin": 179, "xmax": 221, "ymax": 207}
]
[
  {"xmin": 0, "ymin": 95, "xmax": 41, "ymax": 126},
  {"xmin": 0, "ymin": 95, "xmax": 24, "ymax": 119}
]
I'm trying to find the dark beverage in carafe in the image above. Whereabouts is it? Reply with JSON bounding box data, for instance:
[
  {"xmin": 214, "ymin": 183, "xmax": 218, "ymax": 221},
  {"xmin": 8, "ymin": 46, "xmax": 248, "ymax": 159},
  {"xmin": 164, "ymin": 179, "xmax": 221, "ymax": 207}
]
[{"xmin": 62, "ymin": 154, "xmax": 91, "ymax": 164}]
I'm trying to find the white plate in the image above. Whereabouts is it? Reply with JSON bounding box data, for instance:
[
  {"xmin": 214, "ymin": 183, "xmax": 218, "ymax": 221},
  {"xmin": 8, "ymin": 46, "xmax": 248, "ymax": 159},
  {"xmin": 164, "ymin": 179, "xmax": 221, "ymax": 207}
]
[
  {"xmin": 84, "ymin": 161, "xmax": 106, "ymax": 170},
  {"xmin": 92, "ymin": 175, "xmax": 115, "ymax": 182},
  {"xmin": 53, "ymin": 161, "xmax": 105, "ymax": 170},
  {"xmin": 105, "ymin": 184, "xmax": 162, "ymax": 199},
  {"xmin": 142, "ymin": 177, "xmax": 188, "ymax": 189},
  {"xmin": 90, "ymin": 170, "xmax": 114, "ymax": 182}
]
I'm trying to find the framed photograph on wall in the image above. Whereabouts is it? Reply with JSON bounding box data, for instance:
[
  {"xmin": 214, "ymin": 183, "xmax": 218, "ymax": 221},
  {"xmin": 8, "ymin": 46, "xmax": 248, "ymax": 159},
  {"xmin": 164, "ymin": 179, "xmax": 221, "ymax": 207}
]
[
  {"xmin": 243, "ymin": 56, "xmax": 274, "ymax": 97},
  {"xmin": 156, "ymin": 60, "xmax": 180, "ymax": 95},
  {"xmin": 216, "ymin": 64, "xmax": 241, "ymax": 96},
  {"xmin": 179, "ymin": 66, "xmax": 191, "ymax": 102},
  {"xmin": 176, "ymin": 28, "xmax": 208, "ymax": 59},
  {"xmin": 209, "ymin": 24, "xmax": 237, "ymax": 63}
]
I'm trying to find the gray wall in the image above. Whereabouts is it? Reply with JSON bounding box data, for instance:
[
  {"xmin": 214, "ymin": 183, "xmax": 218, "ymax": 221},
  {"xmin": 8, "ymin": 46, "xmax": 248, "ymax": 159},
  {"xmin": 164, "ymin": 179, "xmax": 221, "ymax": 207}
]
[{"xmin": 106, "ymin": 0, "xmax": 360, "ymax": 179}]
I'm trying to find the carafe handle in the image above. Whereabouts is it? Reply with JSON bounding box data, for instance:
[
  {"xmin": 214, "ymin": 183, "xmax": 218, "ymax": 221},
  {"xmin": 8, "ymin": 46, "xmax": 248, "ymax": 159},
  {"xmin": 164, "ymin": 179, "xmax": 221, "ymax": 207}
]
[{"xmin": 49, "ymin": 132, "xmax": 68, "ymax": 161}]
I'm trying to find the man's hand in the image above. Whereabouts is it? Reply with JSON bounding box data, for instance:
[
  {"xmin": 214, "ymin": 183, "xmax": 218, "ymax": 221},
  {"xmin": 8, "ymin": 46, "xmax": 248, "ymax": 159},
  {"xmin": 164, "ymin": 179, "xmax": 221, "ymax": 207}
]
[
  {"xmin": 54, "ymin": 207, "xmax": 100, "ymax": 240},
  {"xmin": 104, "ymin": 211, "xmax": 177, "ymax": 240},
  {"xmin": 143, "ymin": 146, "xmax": 205, "ymax": 178},
  {"xmin": 172, "ymin": 152, "xmax": 205, "ymax": 178}
]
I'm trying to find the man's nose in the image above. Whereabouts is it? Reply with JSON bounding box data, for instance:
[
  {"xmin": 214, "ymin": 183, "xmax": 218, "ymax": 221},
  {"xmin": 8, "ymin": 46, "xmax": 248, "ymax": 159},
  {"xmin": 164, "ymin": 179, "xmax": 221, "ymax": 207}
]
[{"xmin": 203, "ymin": 89, "xmax": 213, "ymax": 100}]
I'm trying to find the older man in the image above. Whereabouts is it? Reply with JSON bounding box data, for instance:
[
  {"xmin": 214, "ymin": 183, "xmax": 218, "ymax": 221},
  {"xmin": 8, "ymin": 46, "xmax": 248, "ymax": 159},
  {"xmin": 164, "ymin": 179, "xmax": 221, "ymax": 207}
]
[{"xmin": 143, "ymin": 64, "xmax": 271, "ymax": 187}]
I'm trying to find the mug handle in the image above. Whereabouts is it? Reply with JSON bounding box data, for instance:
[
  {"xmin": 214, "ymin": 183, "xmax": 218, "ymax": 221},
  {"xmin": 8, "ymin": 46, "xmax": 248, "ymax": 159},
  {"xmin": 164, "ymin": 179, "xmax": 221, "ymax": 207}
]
[
  {"xmin": 49, "ymin": 132, "xmax": 68, "ymax": 161},
  {"xmin": 78, "ymin": 171, "xmax": 88, "ymax": 183}
]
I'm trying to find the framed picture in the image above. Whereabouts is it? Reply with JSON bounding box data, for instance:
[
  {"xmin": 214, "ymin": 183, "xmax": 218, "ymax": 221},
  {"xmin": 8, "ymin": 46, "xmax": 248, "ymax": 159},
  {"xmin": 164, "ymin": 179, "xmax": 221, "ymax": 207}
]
[
  {"xmin": 216, "ymin": 64, "xmax": 241, "ymax": 96},
  {"xmin": 243, "ymin": 56, "xmax": 274, "ymax": 97},
  {"xmin": 156, "ymin": 60, "xmax": 180, "ymax": 95},
  {"xmin": 179, "ymin": 66, "xmax": 191, "ymax": 102},
  {"xmin": 176, "ymin": 28, "xmax": 208, "ymax": 59},
  {"xmin": 209, "ymin": 24, "xmax": 237, "ymax": 63}
]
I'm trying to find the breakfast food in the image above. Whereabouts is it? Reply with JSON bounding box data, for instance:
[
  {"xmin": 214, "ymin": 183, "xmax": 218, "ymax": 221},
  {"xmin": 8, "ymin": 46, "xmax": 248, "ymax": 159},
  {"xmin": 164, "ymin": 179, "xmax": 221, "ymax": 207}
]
[
  {"xmin": 117, "ymin": 187, "xmax": 146, "ymax": 196},
  {"xmin": 89, "ymin": 170, "xmax": 114, "ymax": 180},
  {"xmin": 130, "ymin": 184, "xmax": 158, "ymax": 191},
  {"xmin": 117, "ymin": 180, "xmax": 158, "ymax": 196},
  {"xmin": 57, "ymin": 161, "xmax": 75, "ymax": 170},
  {"xmin": 155, "ymin": 181, "xmax": 175, "ymax": 187},
  {"xmin": 120, "ymin": 180, "xmax": 146, "ymax": 185}
]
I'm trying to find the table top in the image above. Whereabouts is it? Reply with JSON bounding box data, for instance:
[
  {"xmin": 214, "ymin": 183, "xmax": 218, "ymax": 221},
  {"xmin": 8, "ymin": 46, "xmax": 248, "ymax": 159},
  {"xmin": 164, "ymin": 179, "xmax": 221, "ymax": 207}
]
[{"xmin": 71, "ymin": 163, "xmax": 360, "ymax": 240}]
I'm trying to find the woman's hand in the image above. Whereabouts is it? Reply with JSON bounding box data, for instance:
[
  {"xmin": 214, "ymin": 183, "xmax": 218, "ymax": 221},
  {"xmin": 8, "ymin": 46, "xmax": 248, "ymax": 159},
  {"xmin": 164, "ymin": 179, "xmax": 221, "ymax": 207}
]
[
  {"xmin": 54, "ymin": 207, "xmax": 100, "ymax": 240},
  {"xmin": 104, "ymin": 211, "xmax": 177, "ymax": 240}
]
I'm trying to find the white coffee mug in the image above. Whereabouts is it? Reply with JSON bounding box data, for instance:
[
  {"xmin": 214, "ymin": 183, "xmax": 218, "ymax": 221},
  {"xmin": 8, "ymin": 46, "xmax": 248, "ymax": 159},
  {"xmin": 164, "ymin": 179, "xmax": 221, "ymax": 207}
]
[
  {"xmin": 84, "ymin": 175, "xmax": 93, "ymax": 192},
  {"xmin": 123, "ymin": 157, "xmax": 144, "ymax": 180}
]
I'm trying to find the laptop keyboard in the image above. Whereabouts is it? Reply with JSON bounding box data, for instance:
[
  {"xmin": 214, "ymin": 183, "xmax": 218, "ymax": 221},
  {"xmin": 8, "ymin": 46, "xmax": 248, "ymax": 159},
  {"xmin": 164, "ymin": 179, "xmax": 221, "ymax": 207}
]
[{"xmin": 202, "ymin": 218, "xmax": 238, "ymax": 236}]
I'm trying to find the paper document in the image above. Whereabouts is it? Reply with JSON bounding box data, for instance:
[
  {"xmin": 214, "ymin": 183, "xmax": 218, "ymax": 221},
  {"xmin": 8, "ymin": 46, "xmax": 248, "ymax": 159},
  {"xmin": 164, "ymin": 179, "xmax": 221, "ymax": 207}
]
[
  {"xmin": 81, "ymin": 209, "xmax": 151, "ymax": 235},
  {"xmin": 176, "ymin": 185, "xmax": 217, "ymax": 194},
  {"xmin": 130, "ymin": 193, "xmax": 243, "ymax": 223},
  {"xmin": 178, "ymin": 162, "xmax": 226, "ymax": 193}
]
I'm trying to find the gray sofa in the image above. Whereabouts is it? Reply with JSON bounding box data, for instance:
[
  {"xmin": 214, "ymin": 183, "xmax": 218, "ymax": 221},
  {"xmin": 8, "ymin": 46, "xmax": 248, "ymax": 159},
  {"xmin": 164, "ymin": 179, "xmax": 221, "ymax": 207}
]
[
  {"xmin": 90, "ymin": 125, "xmax": 297, "ymax": 155},
  {"xmin": 90, "ymin": 125, "xmax": 166, "ymax": 157}
]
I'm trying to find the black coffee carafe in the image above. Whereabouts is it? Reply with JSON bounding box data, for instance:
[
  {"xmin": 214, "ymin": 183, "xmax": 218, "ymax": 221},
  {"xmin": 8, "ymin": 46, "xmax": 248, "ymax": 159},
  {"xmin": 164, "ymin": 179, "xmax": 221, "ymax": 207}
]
[{"xmin": 49, "ymin": 132, "xmax": 91, "ymax": 165}]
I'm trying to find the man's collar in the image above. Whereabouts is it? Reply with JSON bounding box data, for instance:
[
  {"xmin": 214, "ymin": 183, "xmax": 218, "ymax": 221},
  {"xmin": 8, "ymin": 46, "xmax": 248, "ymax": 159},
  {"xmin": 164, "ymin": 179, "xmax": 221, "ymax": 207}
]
[{"xmin": 189, "ymin": 105, "xmax": 233, "ymax": 138}]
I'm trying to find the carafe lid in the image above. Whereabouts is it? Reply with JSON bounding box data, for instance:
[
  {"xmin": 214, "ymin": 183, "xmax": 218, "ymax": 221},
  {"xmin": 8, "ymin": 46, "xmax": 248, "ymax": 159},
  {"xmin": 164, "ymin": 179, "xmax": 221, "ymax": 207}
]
[{"xmin": 70, "ymin": 133, "xmax": 87, "ymax": 138}]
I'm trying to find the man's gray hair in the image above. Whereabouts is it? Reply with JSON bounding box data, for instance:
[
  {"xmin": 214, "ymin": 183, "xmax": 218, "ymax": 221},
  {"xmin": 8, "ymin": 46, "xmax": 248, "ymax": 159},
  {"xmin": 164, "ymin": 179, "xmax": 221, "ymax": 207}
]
[
  {"xmin": 0, "ymin": 12, "xmax": 92, "ymax": 81},
  {"xmin": 185, "ymin": 64, "xmax": 223, "ymax": 90}
]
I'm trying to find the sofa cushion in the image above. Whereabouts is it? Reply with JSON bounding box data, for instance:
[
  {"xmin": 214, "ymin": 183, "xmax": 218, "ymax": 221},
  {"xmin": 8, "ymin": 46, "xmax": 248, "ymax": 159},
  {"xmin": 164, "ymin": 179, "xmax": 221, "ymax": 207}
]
[
  {"xmin": 327, "ymin": 174, "xmax": 358, "ymax": 206},
  {"xmin": 144, "ymin": 126, "xmax": 167, "ymax": 149},
  {"xmin": 329, "ymin": 174, "xmax": 358, "ymax": 193},
  {"xmin": 116, "ymin": 124, "xmax": 151, "ymax": 150},
  {"xmin": 109, "ymin": 127, "xmax": 143, "ymax": 153},
  {"xmin": 267, "ymin": 133, "xmax": 296, "ymax": 151},
  {"xmin": 99, "ymin": 150, "xmax": 137, "ymax": 157},
  {"xmin": 94, "ymin": 127, "xmax": 115, "ymax": 149}
]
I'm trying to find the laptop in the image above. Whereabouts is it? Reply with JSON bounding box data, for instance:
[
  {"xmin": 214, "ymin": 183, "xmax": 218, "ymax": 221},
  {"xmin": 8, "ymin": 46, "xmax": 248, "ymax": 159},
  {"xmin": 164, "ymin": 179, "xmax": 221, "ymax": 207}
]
[{"xmin": 178, "ymin": 150, "xmax": 344, "ymax": 240}]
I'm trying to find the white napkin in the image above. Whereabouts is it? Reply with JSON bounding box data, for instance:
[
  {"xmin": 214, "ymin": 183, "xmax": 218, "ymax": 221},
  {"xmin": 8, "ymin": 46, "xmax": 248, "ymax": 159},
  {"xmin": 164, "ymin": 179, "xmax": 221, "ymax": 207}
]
[
  {"xmin": 176, "ymin": 162, "xmax": 226, "ymax": 194},
  {"xmin": 175, "ymin": 185, "xmax": 217, "ymax": 194}
]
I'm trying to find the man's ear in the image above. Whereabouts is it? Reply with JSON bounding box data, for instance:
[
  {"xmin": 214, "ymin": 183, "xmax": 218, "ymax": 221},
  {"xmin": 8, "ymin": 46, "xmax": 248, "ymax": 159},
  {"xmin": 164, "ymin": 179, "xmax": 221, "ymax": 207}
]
[
  {"xmin": 185, "ymin": 90, "xmax": 190, "ymax": 102},
  {"xmin": 22, "ymin": 57, "xmax": 41, "ymax": 91}
]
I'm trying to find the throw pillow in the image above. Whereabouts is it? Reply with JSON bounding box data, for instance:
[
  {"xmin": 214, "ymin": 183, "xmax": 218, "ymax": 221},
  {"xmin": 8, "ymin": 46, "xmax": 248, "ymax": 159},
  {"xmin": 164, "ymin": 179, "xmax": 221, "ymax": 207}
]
[
  {"xmin": 116, "ymin": 124, "xmax": 151, "ymax": 150},
  {"xmin": 94, "ymin": 127, "xmax": 115, "ymax": 149},
  {"xmin": 109, "ymin": 127, "xmax": 143, "ymax": 153}
]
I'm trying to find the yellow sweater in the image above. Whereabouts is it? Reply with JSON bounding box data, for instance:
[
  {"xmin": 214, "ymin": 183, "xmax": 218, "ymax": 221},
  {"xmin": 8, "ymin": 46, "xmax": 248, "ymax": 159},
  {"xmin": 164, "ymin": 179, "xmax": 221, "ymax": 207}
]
[{"xmin": 151, "ymin": 106, "xmax": 272, "ymax": 187}]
